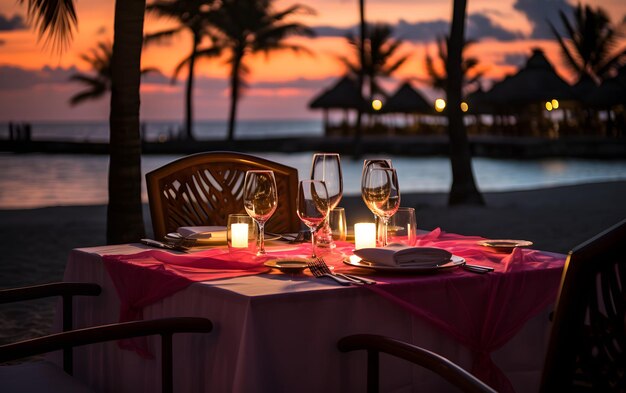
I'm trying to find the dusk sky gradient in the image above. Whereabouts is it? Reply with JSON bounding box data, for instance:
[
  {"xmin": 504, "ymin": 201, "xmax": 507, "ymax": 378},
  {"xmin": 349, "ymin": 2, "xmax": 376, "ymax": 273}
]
[{"xmin": 0, "ymin": 0, "xmax": 625, "ymax": 122}]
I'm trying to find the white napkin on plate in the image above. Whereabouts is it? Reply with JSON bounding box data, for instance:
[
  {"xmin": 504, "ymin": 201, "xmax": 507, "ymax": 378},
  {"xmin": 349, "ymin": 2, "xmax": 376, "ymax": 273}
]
[
  {"xmin": 354, "ymin": 245, "xmax": 452, "ymax": 267},
  {"xmin": 177, "ymin": 226, "xmax": 226, "ymax": 242}
]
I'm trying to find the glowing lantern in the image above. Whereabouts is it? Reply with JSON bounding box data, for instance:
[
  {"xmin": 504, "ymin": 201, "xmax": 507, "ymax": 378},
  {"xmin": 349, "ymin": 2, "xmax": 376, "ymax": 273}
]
[
  {"xmin": 435, "ymin": 98, "xmax": 446, "ymax": 112},
  {"xmin": 460, "ymin": 102, "xmax": 469, "ymax": 112},
  {"xmin": 371, "ymin": 99, "xmax": 383, "ymax": 111}
]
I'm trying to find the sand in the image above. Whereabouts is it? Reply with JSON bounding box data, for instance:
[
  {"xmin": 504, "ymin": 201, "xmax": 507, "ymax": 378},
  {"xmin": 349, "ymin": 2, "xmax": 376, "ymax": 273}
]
[{"xmin": 1, "ymin": 181, "xmax": 626, "ymax": 345}]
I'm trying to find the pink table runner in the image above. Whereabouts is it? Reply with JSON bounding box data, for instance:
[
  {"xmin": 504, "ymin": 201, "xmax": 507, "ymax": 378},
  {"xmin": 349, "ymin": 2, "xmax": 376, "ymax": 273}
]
[{"xmin": 327, "ymin": 228, "xmax": 566, "ymax": 393}]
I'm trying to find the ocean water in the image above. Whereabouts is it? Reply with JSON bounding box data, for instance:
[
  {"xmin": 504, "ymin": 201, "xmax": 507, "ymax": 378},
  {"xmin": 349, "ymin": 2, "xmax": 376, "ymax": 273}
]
[{"xmin": 2, "ymin": 152, "xmax": 626, "ymax": 209}]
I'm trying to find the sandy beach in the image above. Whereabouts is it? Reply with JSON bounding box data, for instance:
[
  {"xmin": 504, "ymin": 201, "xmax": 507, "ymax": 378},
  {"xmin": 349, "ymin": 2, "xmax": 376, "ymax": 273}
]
[{"xmin": 1, "ymin": 181, "xmax": 626, "ymax": 345}]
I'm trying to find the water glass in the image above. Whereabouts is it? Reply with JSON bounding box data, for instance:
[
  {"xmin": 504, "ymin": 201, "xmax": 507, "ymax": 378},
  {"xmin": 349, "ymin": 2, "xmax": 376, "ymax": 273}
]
[
  {"xmin": 387, "ymin": 207, "xmax": 417, "ymax": 246},
  {"xmin": 328, "ymin": 207, "xmax": 347, "ymax": 241},
  {"xmin": 227, "ymin": 214, "xmax": 257, "ymax": 254}
]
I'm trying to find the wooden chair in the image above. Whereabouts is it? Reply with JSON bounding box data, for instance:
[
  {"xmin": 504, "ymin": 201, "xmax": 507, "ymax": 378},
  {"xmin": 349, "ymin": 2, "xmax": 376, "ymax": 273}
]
[
  {"xmin": 146, "ymin": 151, "xmax": 300, "ymax": 240},
  {"xmin": 338, "ymin": 219, "xmax": 626, "ymax": 393},
  {"xmin": 0, "ymin": 282, "xmax": 213, "ymax": 393}
]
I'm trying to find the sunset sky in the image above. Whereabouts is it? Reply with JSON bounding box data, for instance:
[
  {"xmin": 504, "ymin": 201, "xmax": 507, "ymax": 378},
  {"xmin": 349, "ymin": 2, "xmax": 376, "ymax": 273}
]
[{"xmin": 1, "ymin": 0, "xmax": 625, "ymax": 122}]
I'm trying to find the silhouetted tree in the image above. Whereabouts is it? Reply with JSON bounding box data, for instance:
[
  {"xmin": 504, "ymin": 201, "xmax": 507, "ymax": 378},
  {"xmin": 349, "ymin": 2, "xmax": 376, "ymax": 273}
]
[
  {"xmin": 425, "ymin": 36, "xmax": 483, "ymax": 95},
  {"xmin": 446, "ymin": 0, "xmax": 484, "ymax": 205},
  {"xmin": 340, "ymin": 23, "xmax": 409, "ymax": 103},
  {"xmin": 549, "ymin": 3, "xmax": 626, "ymax": 83},
  {"xmin": 145, "ymin": 0, "xmax": 221, "ymax": 139},
  {"xmin": 69, "ymin": 41, "xmax": 157, "ymax": 106},
  {"xmin": 206, "ymin": 0, "xmax": 314, "ymax": 141},
  {"xmin": 21, "ymin": 0, "xmax": 148, "ymax": 243}
]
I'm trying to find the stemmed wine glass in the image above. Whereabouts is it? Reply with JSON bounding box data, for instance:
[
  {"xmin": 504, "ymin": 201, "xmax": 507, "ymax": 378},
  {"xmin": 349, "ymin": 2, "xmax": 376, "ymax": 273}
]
[
  {"xmin": 362, "ymin": 167, "xmax": 400, "ymax": 247},
  {"xmin": 310, "ymin": 153, "xmax": 342, "ymax": 247},
  {"xmin": 296, "ymin": 180, "xmax": 330, "ymax": 258},
  {"xmin": 361, "ymin": 159, "xmax": 392, "ymax": 244},
  {"xmin": 243, "ymin": 170, "xmax": 278, "ymax": 255}
]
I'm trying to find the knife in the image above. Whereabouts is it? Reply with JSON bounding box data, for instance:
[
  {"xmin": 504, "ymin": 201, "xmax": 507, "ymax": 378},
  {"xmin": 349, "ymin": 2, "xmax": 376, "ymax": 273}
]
[{"xmin": 140, "ymin": 238, "xmax": 186, "ymax": 251}]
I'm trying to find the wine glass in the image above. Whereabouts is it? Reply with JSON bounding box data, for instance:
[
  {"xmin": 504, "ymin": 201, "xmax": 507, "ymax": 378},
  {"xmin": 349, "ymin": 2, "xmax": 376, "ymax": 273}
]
[
  {"xmin": 310, "ymin": 153, "xmax": 343, "ymax": 247},
  {"xmin": 243, "ymin": 170, "xmax": 278, "ymax": 255},
  {"xmin": 296, "ymin": 180, "xmax": 330, "ymax": 258},
  {"xmin": 361, "ymin": 159, "xmax": 392, "ymax": 244},
  {"xmin": 362, "ymin": 167, "xmax": 400, "ymax": 247}
]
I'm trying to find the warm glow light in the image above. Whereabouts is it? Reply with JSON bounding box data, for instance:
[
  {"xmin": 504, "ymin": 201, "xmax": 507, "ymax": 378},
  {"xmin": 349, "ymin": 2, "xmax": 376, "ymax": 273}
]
[
  {"xmin": 545, "ymin": 101, "xmax": 553, "ymax": 111},
  {"xmin": 372, "ymin": 99, "xmax": 383, "ymax": 111},
  {"xmin": 460, "ymin": 102, "xmax": 469, "ymax": 112},
  {"xmin": 231, "ymin": 223, "xmax": 249, "ymax": 248},
  {"xmin": 551, "ymin": 99, "xmax": 559, "ymax": 109},
  {"xmin": 435, "ymin": 98, "xmax": 446, "ymax": 112},
  {"xmin": 354, "ymin": 223, "xmax": 376, "ymax": 250}
]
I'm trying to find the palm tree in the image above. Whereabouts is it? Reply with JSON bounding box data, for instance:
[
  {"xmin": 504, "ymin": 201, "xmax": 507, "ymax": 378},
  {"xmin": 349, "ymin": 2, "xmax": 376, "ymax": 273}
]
[
  {"xmin": 205, "ymin": 0, "xmax": 314, "ymax": 142},
  {"xmin": 21, "ymin": 0, "xmax": 148, "ymax": 243},
  {"xmin": 425, "ymin": 35, "xmax": 483, "ymax": 95},
  {"xmin": 340, "ymin": 23, "xmax": 409, "ymax": 103},
  {"xmin": 145, "ymin": 0, "xmax": 221, "ymax": 140},
  {"xmin": 446, "ymin": 0, "xmax": 484, "ymax": 205},
  {"xmin": 69, "ymin": 41, "xmax": 157, "ymax": 106},
  {"xmin": 549, "ymin": 3, "xmax": 626, "ymax": 83}
]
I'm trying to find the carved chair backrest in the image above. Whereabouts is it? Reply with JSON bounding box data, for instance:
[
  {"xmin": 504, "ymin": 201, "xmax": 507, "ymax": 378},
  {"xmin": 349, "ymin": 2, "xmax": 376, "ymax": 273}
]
[
  {"xmin": 540, "ymin": 219, "xmax": 626, "ymax": 392},
  {"xmin": 146, "ymin": 152, "xmax": 300, "ymax": 240}
]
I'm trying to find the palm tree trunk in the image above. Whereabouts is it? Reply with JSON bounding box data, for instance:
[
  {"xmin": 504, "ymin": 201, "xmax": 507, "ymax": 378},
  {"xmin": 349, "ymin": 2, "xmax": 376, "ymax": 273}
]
[
  {"xmin": 446, "ymin": 0, "xmax": 484, "ymax": 205},
  {"xmin": 107, "ymin": 0, "xmax": 147, "ymax": 244},
  {"xmin": 184, "ymin": 33, "xmax": 199, "ymax": 141},
  {"xmin": 353, "ymin": 0, "xmax": 366, "ymax": 150},
  {"xmin": 227, "ymin": 53, "xmax": 242, "ymax": 142}
]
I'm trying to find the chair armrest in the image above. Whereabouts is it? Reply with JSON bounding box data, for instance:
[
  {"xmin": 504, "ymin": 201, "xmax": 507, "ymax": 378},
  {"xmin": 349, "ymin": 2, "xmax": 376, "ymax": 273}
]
[
  {"xmin": 338, "ymin": 334, "xmax": 496, "ymax": 393},
  {"xmin": 0, "ymin": 317, "xmax": 212, "ymax": 363},
  {"xmin": 0, "ymin": 282, "xmax": 101, "ymax": 304}
]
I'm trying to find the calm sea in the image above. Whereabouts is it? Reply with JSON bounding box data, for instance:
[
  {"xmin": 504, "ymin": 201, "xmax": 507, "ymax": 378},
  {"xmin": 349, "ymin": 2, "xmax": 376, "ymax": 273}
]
[{"xmin": 2, "ymin": 120, "xmax": 626, "ymax": 209}]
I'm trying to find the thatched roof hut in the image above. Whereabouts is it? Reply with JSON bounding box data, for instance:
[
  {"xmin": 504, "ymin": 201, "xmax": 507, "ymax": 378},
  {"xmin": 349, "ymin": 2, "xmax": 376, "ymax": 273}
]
[
  {"xmin": 383, "ymin": 82, "xmax": 432, "ymax": 114},
  {"xmin": 486, "ymin": 48, "xmax": 573, "ymax": 107},
  {"xmin": 309, "ymin": 75, "xmax": 365, "ymax": 110}
]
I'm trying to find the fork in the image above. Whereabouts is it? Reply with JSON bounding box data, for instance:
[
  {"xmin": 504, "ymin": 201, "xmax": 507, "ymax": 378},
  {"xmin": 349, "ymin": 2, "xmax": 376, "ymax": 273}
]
[
  {"xmin": 307, "ymin": 258, "xmax": 353, "ymax": 286},
  {"xmin": 313, "ymin": 257, "xmax": 376, "ymax": 285},
  {"xmin": 314, "ymin": 257, "xmax": 376, "ymax": 285}
]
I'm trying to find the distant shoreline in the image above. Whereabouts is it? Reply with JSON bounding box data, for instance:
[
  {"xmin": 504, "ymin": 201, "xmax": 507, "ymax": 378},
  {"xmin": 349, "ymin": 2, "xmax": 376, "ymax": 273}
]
[{"xmin": 2, "ymin": 134, "xmax": 626, "ymax": 159}]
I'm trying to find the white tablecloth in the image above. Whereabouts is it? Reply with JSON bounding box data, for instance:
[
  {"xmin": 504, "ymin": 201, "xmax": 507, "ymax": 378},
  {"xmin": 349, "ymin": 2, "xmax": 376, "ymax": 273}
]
[{"xmin": 55, "ymin": 243, "xmax": 552, "ymax": 393}]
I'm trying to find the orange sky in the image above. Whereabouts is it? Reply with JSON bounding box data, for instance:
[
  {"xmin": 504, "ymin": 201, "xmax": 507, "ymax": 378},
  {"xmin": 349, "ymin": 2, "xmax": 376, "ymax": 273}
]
[{"xmin": 0, "ymin": 0, "xmax": 625, "ymax": 121}]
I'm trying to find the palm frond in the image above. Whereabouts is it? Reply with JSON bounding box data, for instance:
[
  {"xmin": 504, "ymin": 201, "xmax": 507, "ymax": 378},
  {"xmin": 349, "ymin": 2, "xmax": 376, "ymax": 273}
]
[
  {"xmin": 69, "ymin": 84, "xmax": 107, "ymax": 106},
  {"xmin": 19, "ymin": 0, "xmax": 77, "ymax": 51},
  {"xmin": 144, "ymin": 28, "xmax": 183, "ymax": 46}
]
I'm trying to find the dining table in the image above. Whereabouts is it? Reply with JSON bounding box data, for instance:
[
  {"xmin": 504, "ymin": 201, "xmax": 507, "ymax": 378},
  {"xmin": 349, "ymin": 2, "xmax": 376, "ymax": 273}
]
[{"xmin": 51, "ymin": 228, "xmax": 565, "ymax": 393}]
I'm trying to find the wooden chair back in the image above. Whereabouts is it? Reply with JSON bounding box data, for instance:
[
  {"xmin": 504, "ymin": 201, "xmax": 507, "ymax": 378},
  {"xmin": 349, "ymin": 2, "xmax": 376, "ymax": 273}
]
[
  {"xmin": 146, "ymin": 151, "xmax": 300, "ymax": 240},
  {"xmin": 540, "ymin": 218, "xmax": 626, "ymax": 392}
]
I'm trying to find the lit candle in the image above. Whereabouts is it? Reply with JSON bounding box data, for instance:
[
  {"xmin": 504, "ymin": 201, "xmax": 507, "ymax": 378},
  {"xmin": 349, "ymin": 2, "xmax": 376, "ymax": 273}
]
[
  {"xmin": 354, "ymin": 223, "xmax": 376, "ymax": 249},
  {"xmin": 231, "ymin": 223, "xmax": 249, "ymax": 248}
]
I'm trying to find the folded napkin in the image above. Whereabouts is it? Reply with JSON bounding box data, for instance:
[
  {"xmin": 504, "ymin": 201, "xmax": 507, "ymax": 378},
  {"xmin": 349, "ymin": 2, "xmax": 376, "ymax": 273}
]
[
  {"xmin": 177, "ymin": 226, "xmax": 227, "ymax": 242},
  {"xmin": 354, "ymin": 245, "xmax": 452, "ymax": 267}
]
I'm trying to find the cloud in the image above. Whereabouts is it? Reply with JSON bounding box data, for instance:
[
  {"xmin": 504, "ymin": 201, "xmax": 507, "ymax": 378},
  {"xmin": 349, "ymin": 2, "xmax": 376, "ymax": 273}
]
[
  {"xmin": 251, "ymin": 77, "xmax": 336, "ymax": 90},
  {"xmin": 0, "ymin": 65, "xmax": 78, "ymax": 90},
  {"xmin": 95, "ymin": 26, "xmax": 107, "ymax": 35},
  {"xmin": 0, "ymin": 39, "xmax": 5, "ymax": 46},
  {"xmin": 0, "ymin": 14, "xmax": 26, "ymax": 31},
  {"xmin": 500, "ymin": 53, "xmax": 528, "ymax": 68},
  {"xmin": 467, "ymin": 14, "xmax": 524, "ymax": 41},
  {"xmin": 513, "ymin": 0, "xmax": 573, "ymax": 39},
  {"xmin": 313, "ymin": 14, "xmax": 522, "ymax": 43}
]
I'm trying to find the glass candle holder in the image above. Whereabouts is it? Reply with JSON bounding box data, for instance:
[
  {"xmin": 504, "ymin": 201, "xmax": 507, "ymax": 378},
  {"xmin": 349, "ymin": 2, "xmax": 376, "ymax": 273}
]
[
  {"xmin": 328, "ymin": 207, "xmax": 347, "ymax": 241},
  {"xmin": 227, "ymin": 214, "xmax": 257, "ymax": 254},
  {"xmin": 387, "ymin": 207, "xmax": 417, "ymax": 246}
]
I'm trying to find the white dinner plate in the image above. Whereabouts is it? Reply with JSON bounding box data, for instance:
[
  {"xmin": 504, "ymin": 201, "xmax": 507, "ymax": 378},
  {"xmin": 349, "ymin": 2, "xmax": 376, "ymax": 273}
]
[{"xmin": 343, "ymin": 255, "xmax": 465, "ymax": 273}]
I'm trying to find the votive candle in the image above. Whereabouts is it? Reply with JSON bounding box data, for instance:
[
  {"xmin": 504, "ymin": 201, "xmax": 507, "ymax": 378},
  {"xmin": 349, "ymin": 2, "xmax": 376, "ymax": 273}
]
[
  {"xmin": 354, "ymin": 223, "xmax": 376, "ymax": 249},
  {"xmin": 231, "ymin": 223, "xmax": 249, "ymax": 248}
]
